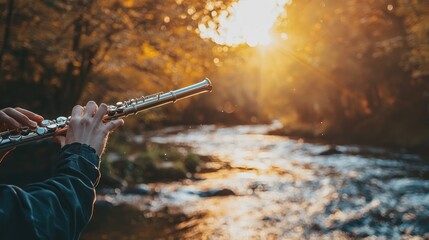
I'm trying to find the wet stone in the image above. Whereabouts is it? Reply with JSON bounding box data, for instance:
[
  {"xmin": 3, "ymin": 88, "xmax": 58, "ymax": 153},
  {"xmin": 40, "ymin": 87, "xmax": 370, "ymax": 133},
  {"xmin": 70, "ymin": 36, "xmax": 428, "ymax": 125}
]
[
  {"xmin": 249, "ymin": 181, "xmax": 270, "ymax": 192},
  {"xmin": 262, "ymin": 216, "xmax": 281, "ymax": 223},
  {"xmin": 122, "ymin": 184, "xmax": 151, "ymax": 195},
  {"xmin": 198, "ymin": 188, "xmax": 236, "ymax": 198},
  {"xmin": 319, "ymin": 146, "xmax": 342, "ymax": 156}
]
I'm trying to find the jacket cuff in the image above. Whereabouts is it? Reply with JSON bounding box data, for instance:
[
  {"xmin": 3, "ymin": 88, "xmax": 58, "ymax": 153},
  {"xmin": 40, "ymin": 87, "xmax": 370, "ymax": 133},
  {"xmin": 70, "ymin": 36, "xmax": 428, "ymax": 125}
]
[
  {"xmin": 61, "ymin": 143, "xmax": 99, "ymax": 167},
  {"xmin": 58, "ymin": 143, "xmax": 101, "ymax": 187}
]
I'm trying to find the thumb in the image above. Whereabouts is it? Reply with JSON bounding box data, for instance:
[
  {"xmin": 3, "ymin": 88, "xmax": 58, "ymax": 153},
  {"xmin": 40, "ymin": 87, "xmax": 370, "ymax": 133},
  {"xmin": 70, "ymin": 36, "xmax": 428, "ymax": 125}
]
[{"xmin": 53, "ymin": 136, "xmax": 66, "ymax": 148}]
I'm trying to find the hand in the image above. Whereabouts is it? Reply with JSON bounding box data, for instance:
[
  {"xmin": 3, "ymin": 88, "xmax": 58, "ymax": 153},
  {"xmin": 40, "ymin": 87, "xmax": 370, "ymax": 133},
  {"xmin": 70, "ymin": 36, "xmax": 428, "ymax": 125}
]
[
  {"xmin": 0, "ymin": 107, "xmax": 44, "ymax": 162},
  {"xmin": 0, "ymin": 107, "xmax": 44, "ymax": 131},
  {"xmin": 65, "ymin": 101, "xmax": 124, "ymax": 156}
]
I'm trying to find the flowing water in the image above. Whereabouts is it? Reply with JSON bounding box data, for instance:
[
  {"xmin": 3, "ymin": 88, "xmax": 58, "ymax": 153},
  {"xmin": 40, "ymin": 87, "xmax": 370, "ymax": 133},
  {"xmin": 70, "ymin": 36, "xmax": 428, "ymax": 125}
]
[{"xmin": 93, "ymin": 123, "xmax": 429, "ymax": 239}]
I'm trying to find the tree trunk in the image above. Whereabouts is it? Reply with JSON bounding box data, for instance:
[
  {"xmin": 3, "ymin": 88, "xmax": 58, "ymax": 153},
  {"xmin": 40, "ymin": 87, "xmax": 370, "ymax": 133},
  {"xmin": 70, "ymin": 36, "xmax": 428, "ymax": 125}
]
[
  {"xmin": 59, "ymin": 15, "xmax": 84, "ymax": 114},
  {"xmin": 0, "ymin": 0, "xmax": 14, "ymax": 70}
]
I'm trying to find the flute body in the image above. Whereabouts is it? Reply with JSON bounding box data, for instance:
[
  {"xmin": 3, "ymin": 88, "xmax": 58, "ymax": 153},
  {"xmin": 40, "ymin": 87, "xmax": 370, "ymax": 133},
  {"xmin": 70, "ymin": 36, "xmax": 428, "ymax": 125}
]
[{"xmin": 0, "ymin": 79, "xmax": 212, "ymax": 152}]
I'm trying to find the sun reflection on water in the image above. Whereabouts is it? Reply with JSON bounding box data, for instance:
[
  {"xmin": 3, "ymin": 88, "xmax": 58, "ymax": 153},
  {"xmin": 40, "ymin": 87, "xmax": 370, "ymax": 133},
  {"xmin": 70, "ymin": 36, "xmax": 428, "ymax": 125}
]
[{"xmin": 199, "ymin": 0, "xmax": 290, "ymax": 47}]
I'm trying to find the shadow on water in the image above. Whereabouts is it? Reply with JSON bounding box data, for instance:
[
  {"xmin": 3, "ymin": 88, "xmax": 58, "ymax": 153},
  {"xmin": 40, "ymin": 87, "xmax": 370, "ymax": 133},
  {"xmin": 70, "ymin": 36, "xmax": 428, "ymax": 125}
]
[{"xmin": 82, "ymin": 123, "xmax": 429, "ymax": 239}]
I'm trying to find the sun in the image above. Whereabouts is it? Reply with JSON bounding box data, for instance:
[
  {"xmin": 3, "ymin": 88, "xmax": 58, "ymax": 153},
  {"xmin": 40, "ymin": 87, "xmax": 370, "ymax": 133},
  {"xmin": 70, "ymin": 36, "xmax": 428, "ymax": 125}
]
[{"xmin": 198, "ymin": 0, "xmax": 290, "ymax": 47}]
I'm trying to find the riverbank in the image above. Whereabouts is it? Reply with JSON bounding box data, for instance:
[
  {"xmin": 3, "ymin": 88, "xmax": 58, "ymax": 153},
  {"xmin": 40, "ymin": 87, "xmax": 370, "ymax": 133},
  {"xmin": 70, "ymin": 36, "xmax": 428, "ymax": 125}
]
[{"xmin": 267, "ymin": 121, "xmax": 429, "ymax": 158}]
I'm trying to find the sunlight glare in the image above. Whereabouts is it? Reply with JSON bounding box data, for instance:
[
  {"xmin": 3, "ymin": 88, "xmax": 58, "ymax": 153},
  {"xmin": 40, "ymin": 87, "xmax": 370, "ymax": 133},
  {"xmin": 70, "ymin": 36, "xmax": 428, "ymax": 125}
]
[{"xmin": 199, "ymin": 0, "xmax": 290, "ymax": 47}]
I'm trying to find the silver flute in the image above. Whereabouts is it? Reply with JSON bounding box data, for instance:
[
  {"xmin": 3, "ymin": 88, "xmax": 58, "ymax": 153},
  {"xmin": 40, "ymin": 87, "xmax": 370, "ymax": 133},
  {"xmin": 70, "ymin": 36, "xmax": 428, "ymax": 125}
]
[{"xmin": 0, "ymin": 78, "xmax": 212, "ymax": 152}]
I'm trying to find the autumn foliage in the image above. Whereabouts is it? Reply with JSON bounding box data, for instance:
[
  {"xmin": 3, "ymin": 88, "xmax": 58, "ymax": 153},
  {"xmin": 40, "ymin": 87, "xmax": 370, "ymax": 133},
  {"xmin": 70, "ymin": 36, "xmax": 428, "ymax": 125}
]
[{"xmin": 1, "ymin": 0, "xmax": 428, "ymax": 148}]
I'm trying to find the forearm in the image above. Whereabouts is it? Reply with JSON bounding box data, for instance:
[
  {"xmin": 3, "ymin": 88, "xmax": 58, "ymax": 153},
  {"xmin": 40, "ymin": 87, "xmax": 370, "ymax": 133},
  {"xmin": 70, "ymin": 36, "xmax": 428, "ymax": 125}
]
[{"xmin": 0, "ymin": 143, "xmax": 100, "ymax": 240}]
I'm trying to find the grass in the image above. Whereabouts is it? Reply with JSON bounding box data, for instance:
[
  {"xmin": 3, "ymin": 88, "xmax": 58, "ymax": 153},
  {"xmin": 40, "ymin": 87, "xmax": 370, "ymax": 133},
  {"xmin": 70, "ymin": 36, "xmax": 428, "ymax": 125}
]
[{"xmin": 102, "ymin": 134, "xmax": 203, "ymax": 184}]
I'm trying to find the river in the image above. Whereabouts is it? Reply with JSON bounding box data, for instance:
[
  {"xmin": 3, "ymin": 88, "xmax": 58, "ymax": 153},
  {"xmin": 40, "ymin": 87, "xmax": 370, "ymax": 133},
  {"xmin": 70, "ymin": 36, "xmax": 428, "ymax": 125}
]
[{"xmin": 84, "ymin": 123, "xmax": 429, "ymax": 239}]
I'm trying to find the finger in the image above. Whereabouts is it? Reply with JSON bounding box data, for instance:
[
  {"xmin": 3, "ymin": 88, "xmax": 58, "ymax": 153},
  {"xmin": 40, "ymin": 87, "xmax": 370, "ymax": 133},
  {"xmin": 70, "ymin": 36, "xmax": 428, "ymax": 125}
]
[
  {"xmin": 104, "ymin": 119, "xmax": 124, "ymax": 132},
  {"xmin": 0, "ymin": 111, "xmax": 21, "ymax": 129},
  {"xmin": 4, "ymin": 108, "xmax": 37, "ymax": 128},
  {"xmin": 71, "ymin": 105, "xmax": 84, "ymax": 118},
  {"xmin": 94, "ymin": 103, "xmax": 108, "ymax": 123},
  {"xmin": 15, "ymin": 108, "xmax": 44, "ymax": 122},
  {"xmin": 53, "ymin": 136, "xmax": 66, "ymax": 148},
  {"xmin": 84, "ymin": 101, "xmax": 98, "ymax": 118}
]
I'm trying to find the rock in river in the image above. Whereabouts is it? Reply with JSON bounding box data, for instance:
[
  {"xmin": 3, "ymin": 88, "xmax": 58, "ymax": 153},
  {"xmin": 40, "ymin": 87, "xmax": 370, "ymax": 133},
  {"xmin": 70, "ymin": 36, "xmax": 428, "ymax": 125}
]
[
  {"xmin": 198, "ymin": 188, "xmax": 236, "ymax": 198},
  {"xmin": 319, "ymin": 146, "xmax": 342, "ymax": 156},
  {"xmin": 122, "ymin": 184, "xmax": 151, "ymax": 195}
]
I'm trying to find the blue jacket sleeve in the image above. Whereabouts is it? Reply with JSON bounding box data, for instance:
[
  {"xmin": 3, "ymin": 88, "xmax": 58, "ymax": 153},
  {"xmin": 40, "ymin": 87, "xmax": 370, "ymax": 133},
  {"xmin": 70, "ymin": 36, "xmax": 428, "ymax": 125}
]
[{"xmin": 0, "ymin": 143, "xmax": 101, "ymax": 240}]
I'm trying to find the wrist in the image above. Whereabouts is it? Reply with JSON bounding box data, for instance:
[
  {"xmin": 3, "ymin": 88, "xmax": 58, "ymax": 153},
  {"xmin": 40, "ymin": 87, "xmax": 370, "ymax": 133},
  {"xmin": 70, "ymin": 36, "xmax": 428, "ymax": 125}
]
[{"xmin": 61, "ymin": 142, "xmax": 100, "ymax": 166}]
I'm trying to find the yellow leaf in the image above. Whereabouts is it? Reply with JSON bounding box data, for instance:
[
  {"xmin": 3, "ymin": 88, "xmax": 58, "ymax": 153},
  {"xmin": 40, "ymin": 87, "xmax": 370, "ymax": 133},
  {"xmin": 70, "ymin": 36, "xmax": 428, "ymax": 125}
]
[
  {"xmin": 141, "ymin": 42, "xmax": 159, "ymax": 58},
  {"xmin": 123, "ymin": 0, "xmax": 134, "ymax": 7}
]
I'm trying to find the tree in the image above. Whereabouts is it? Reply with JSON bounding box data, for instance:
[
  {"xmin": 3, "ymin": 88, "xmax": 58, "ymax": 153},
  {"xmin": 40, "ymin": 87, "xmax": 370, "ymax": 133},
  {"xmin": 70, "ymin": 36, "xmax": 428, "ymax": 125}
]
[{"xmin": 0, "ymin": 0, "xmax": 225, "ymax": 118}]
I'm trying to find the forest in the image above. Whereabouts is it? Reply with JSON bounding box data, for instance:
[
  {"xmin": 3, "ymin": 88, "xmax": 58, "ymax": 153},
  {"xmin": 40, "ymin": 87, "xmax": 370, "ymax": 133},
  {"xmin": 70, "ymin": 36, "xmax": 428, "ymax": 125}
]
[{"xmin": 1, "ymin": 0, "xmax": 429, "ymax": 149}]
